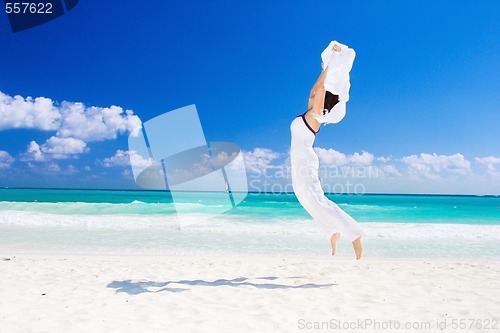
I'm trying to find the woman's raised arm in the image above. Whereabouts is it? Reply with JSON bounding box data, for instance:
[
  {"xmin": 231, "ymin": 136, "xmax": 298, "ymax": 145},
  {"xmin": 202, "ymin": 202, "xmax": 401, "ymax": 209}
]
[{"xmin": 308, "ymin": 66, "xmax": 328, "ymax": 116}]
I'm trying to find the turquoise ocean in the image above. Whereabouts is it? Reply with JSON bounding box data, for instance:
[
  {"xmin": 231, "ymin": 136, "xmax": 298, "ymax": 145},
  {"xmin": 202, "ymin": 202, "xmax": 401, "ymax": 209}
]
[{"xmin": 1, "ymin": 188, "xmax": 499, "ymax": 259}]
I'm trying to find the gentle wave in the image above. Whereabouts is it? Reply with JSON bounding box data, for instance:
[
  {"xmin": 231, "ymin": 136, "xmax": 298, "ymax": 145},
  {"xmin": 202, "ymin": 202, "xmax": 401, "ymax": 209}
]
[
  {"xmin": 1, "ymin": 190, "xmax": 500, "ymax": 225},
  {"xmin": 1, "ymin": 210, "xmax": 500, "ymax": 240},
  {"xmin": 1, "ymin": 210, "xmax": 500, "ymax": 258},
  {"xmin": 0, "ymin": 201, "xmax": 232, "ymax": 215}
]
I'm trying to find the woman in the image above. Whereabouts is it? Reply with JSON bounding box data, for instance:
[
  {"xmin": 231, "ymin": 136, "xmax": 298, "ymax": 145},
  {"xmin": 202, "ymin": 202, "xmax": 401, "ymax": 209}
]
[{"xmin": 290, "ymin": 43, "xmax": 363, "ymax": 259}]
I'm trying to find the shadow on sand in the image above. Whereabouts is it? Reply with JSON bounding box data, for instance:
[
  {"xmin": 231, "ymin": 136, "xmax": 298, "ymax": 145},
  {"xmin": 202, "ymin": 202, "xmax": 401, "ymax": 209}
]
[{"xmin": 107, "ymin": 276, "xmax": 336, "ymax": 295}]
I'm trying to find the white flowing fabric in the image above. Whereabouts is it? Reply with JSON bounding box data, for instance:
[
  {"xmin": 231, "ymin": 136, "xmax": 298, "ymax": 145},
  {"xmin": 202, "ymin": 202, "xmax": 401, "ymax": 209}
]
[
  {"xmin": 312, "ymin": 40, "xmax": 356, "ymax": 125},
  {"xmin": 290, "ymin": 114, "xmax": 364, "ymax": 242}
]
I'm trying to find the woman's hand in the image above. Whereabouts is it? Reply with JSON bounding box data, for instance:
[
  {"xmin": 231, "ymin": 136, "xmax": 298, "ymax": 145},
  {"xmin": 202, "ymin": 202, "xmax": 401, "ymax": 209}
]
[{"xmin": 332, "ymin": 44, "xmax": 342, "ymax": 52}]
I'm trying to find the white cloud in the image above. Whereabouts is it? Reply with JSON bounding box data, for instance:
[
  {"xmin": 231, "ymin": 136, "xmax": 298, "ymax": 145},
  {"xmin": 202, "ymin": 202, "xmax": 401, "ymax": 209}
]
[
  {"xmin": 475, "ymin": 156, "xmax": 500, "ymax": 176},
  {"xmin": 0, "ymin": 91, "xmax": 142, "ymax": 161},
  {"xmin": 102, "ymin": 149, "xmax": 150, "ymax": 169},
  {"xmin": 314, "ymin": 148, "xmax": 374, "ymax": 166},
  {"xmin": 377, "ymin": 156, "xmax": 392, "ymax": 163},
  {"xmin": 243, "ymin": 148, "xmax": 281, "ymax": 173},
  {"xmin": 401, "ymin": 153, "xmax": 471, "ymax": 179},
  {"xmin": 237, "ymin": 147, "xmax": 491, "ymax": 194},
  {"xmin": 102, "ymin": 150, "xmax": 132, "ymax": 167},
  {"xmin": 0, "ymin": 150, "xmax": 15, "ymax": 169},
  {"xmin": 350, "ymin": 151, "xmax": 375, "ymax": 165},
  {"xmin": 96, "ymin": 147, "xmax": 493, "ymax": 194},
  {"xmin": 121, "ymin": 169, "xmax": 133, "ymax": 178},
  {"xmin": 212, "ymin": 151, "xmax": 239, "ymax": 167},
  {"xmin": 314, "ymin": 148, "xmax": 348, "ymax": 165},
  {"xmin": 21, "ymin": 138, "xmax": 88, "ymax": 161},
  {"xmin": 0, "ymin": 91, "xmax": 60, "ymax": 131},
  {"xmin": 65, "ymin": 164, "xmax": 78, "ymax": 174},
  {"xmin": 23, "ymin": 161, "xmax": 79, "ymax": 175},
  {"xmin": 0, "ymin": 91, "xmax": 141, "ymax": 141},
  {"xmin": 56, "ymin": 102, "xmax": 141, "ymax": 141},
  {"xmin": 41, "ymin": 137, "xmax": 88, "ymax": 159},
  {"xmin": 46, "ymin": 162, "xmax": 61, "ymax": 173},
  {"xmin": 21, "ymin": 141, "xmax": 45, "ymax": 162},
  {"xmin": 379, "ymin": 164, "xmax": 401, "ymax": 177}
]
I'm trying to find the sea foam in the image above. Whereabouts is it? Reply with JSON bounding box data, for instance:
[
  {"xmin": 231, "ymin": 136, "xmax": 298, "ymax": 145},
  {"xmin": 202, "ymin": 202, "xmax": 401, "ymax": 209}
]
[{"xmin": 1, "ymin": 210, "xmax": 500, "ymax": 258}]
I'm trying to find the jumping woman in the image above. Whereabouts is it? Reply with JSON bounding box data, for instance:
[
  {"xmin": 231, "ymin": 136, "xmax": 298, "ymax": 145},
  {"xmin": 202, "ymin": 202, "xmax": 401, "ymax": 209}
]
[{"xmin": 290, "ymin": 41, "xmax": 364, "ymax": 259}]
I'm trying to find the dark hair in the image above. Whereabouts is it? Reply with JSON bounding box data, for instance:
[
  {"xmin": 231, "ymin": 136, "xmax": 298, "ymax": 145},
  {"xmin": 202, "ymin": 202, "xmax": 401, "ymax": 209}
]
[{"xmin": 324, "ymin": 91, "xmax": 339, "ymax": 112}]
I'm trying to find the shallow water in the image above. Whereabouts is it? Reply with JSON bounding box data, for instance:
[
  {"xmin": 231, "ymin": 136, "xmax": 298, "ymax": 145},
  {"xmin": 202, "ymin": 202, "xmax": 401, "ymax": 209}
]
[{"xmin": 1, "ymin": 189, "xmax": 499, "ymax": 258}]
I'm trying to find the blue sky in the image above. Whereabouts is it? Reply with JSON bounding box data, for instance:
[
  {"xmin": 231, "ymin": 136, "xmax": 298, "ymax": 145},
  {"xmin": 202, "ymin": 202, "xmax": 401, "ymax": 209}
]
[{"xmin": 0, "ymin": 0, "xmax": 499, "ymax": 194}]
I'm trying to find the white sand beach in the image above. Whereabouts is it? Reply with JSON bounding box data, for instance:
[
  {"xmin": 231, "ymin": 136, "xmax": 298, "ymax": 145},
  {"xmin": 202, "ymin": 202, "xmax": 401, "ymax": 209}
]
[{"xmin": 1, "ymin": 254, "xmax": 499, "ymax": 333}]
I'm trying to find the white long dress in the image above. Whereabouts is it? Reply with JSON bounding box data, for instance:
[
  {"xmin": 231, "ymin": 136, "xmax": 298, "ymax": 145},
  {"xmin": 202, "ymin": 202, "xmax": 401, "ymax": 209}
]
[{"xmin": 290, "ymin": 112, "xmax": 364, "ymax": 241}]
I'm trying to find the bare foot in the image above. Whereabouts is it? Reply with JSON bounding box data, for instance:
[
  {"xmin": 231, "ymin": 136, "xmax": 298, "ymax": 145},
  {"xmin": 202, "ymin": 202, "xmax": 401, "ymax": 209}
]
[
  {"xmin": 329, "ymin": 232, "xmax": 340, "ymax": 256},
  {"xmin": 352, "ymin": 236, "xmax": 363, "ymax": 260}
]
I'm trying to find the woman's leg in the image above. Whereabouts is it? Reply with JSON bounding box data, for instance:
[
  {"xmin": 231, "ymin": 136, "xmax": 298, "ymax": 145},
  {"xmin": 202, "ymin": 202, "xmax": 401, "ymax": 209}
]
[
  {"xmin": 352, "ymin": 236, "xmax": 363, "ymax": 260},
  {"xmin": 330, "ymin": 232, "xmax": 341, "ymax": 256},
  {"xmin": 301, "ymin": 184, "xmax": 364, "ymax": 258}
]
